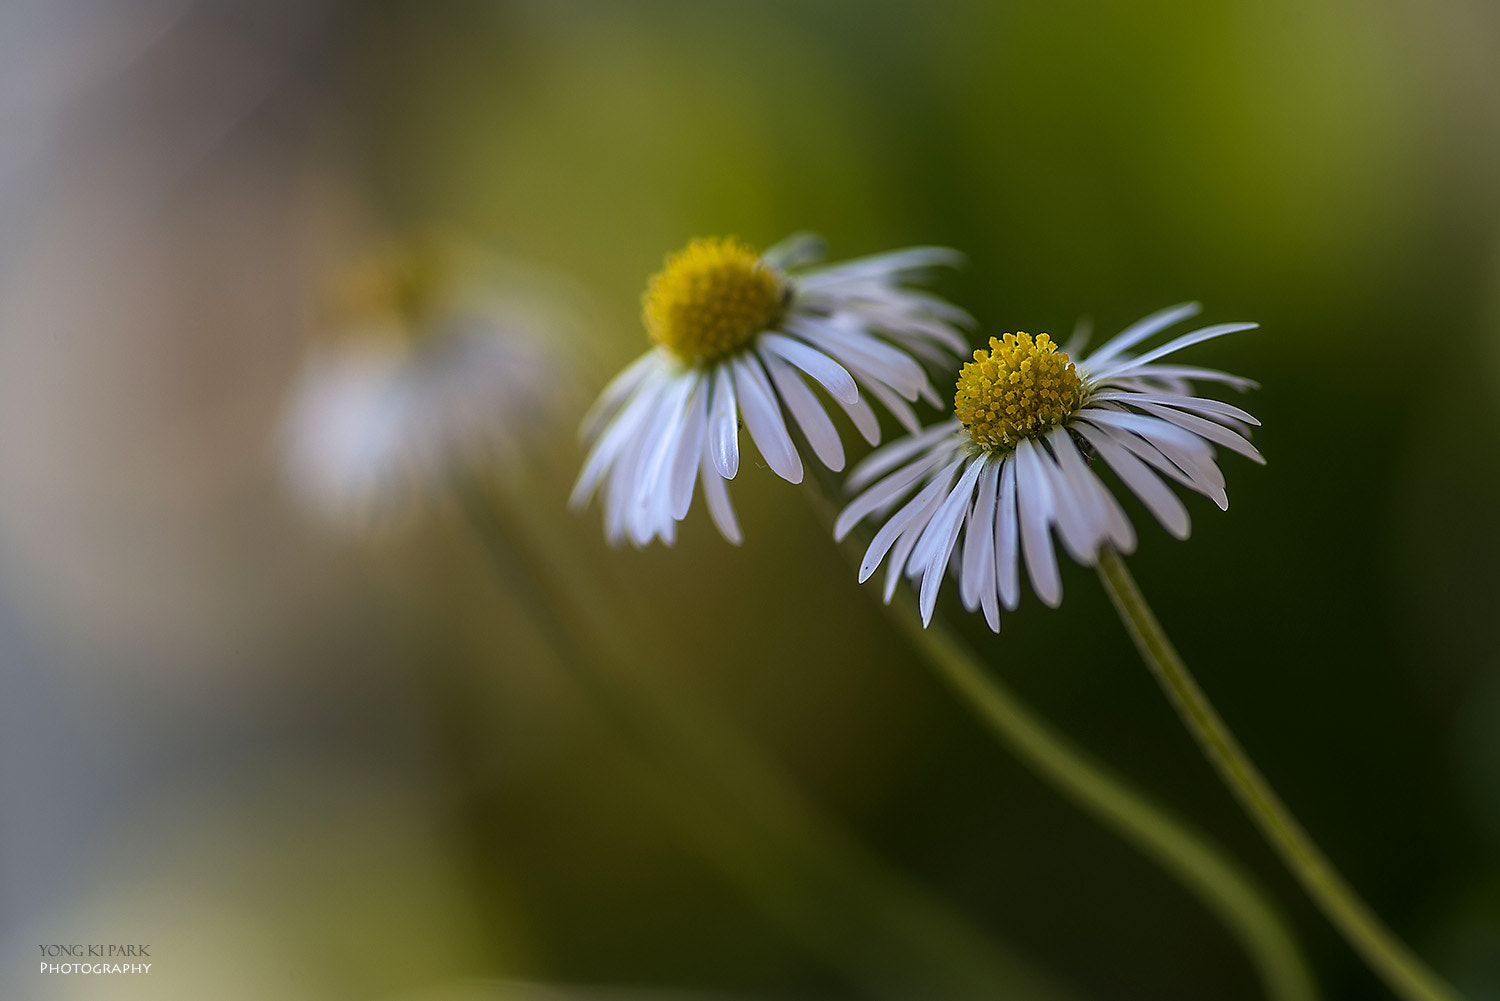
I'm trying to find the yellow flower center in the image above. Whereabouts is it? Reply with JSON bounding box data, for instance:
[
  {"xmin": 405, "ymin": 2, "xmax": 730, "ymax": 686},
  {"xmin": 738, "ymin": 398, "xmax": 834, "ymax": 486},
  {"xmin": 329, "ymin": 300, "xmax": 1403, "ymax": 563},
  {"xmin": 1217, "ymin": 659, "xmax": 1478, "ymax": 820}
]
[
  {"xmin": 643, "ymin": 237, "xmax": 786, "ymax": 364},
  {"xmin": 325, "ymin": 236, "xmax": 461, "ymax": 344},
  {"xmin": 954, "ymin": 332, "xmax": 1085, "ymax": 449}
]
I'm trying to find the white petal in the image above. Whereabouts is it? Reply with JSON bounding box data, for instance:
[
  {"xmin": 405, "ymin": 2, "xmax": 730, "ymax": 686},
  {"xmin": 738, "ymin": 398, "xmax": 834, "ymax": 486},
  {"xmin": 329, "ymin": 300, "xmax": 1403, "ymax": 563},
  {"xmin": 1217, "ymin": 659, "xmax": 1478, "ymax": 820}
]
[
  {"xmin": 906, "ymin": 459, "xmax": 990, "ymax": 621},
  {"xmin": 579, "ymin": 350, "xmax": 661, "ymax": 443},
  {"xmin": 642, "ymin": 376, "xmax": 704, "ymax": 543},
  {"xmin": 1062, "ymin": 315, "xmax": 1093, "ymax": 357},
  {"xmin": 910, "ymin": 458, "xmax": 985, "ymax": 578},
  {"xmin": 1134, "ymin": 402, "xmax": 1266, "ymax": 465},
  {"xmin": 1050, "ymin": 426, "xmax": 1136, "ymax": 553},
  {"xmin": 836, "ymin": 449, "xmax": 952, "ymax": 541},
  {"xmin": 761, "ymin": 231, "xmax": 826, "ymax": 271},
  {"xmin": 571, "ymin": 369, "xmax": 669, "ymax": 510},
  {"xmin": 1127, "ymin": 428, "xmax": 1228, "ymax": 506},
  {"xmin": 846, "ymin": 421, "xmax": 963, "ymax": 493},
  {"xmin": 796, "ymin": 246, "xmax": 964, "ymax": 288},
  {"xmin": 760, "ymin": 348, "xmax": 844, "ymax": 471},
  {"xmin": 786, "ymin": 315, "xmax": 926, "ymax": 401},
  {"xmin": 917, "ymin": 479, "xmax": 975, "ymax": 627},
  {"xmin": 1089, "ymin": 322, "xmax": 1259, "ymax": 381},
  {"xmin": 1079, "ymin": 408, "xmax": 1216, "ymax": 467},
  {"xmin": 1086, "ymin": 415, "xmax": 1228, "ymax": 509},
  {"xmin": 732, "ymin": 355, "xmax": 804, "ymax": 484},
  {"xmin": 604, "ymin": 402, "xmax": 656, "ymax": 546},
  {"xmin": 1104, "ymin": 364, "xmax": 1259, "ymax": 392},
  {"xmin": 1015, "ymin": 439, "xmax": 1063, "ymax": 607},
  {"xmin": 837, "ymin": 392, "xmax": 882, "ymax": 445},
  {"xmin": 994, "ymin": 456, "xmax": 1021, "ymax": 611},
  {"xmin": 1084, "ymin": 302, "xmax": 1201, "ymax": 368},
  {"xmin": 1034, "ymin": 432, "xmax": 1097, "ymax": 566},
  {"xmin": 859, "ymin": 458, "xmax": 964, "ymax": 583},
  {"xmin": 1074, "ymin": 422, "xmax": 1191, "ymax": 539},
  {"xmin": 840, "ymin": 300, "xmax": 971, "ymax": 355},
  {"xmin": 759, "ymin": 332, "xmax": 859, "ymax": 405},
  {"xmin": 854, "ymin": 372, "xmax": 923, "ymax": 435},
  {"xmin": 709, "ymin": 364, "xmax": 740, "ymax": 479},
  {"xmin": 960, "ymin": 456, "xmax": 1000, "ymax": 610},
  {"xmin": 1087, "ymin": 390, "xmax": 1260, "ymax": 426},
  {"xmin": 883, "ymin": 507, "xmax": 934, "ymax": 604},
  {"xmin": 699, "ymin": 437, "xmax": 742, "ymax": 545},
  {"xmin": 633, "ymin": 372, "xmax": 698, "ymax": 518},
  {"xmin": 668, "ymin": 378, "xmax": 709, "ymax": 519}
]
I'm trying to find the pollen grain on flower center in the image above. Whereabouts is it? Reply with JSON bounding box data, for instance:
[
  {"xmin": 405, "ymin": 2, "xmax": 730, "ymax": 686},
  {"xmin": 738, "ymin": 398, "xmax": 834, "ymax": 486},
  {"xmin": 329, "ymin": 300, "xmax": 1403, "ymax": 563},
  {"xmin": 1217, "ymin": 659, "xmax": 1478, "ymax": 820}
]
[
  {"xmin": 954, "ymin": 332, "xmax": 1084, "ymax": 449},
  {"xmin": 643, "ymin": 237, "xmax": 786, "ymax": 364}
]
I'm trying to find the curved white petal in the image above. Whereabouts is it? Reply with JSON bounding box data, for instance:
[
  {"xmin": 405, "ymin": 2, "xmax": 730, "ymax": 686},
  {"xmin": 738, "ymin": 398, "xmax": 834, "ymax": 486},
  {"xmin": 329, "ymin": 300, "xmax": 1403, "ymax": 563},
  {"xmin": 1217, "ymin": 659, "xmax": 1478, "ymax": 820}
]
[
  {"xmin": 960, "ymin": 455, "xmax": 1000, "ymax": 611},
  {"xmin": 1083, "ymin": 302, "xmax": 1201, "ymax": 368},
  {"xmin": 732, "ymin": 355, "xmax": 804, "ymax": 484},
  {"xmin": 761, "ymin": 347, "xmax": 844, "ymax": 471},
  {"xmin": 708, "ymin": 363, "xmax": 740, "ymax": 479},
  {"xmin": 1015, "ymin": 439, "xmax": 1063, "ymax": 607},
  {"xmin": 699, "ymin": 436, "xmax": 743, "ymax": 545},
  {"xmin": 994, "ymin": 455, "xmax": 1021, "ymax": 611},
  {"xmin": 846, "ymin": 422, "xmax": 963, "ymax": 493},
  {"xmin": 859, "ymin": 458, "xmax": 964, "ymax": 583},
  {"xmin": 760, "ymin": 332, "xmax": 859, "ymax": 405},
  {"xmin": 836, "ymin": 448, "xmax": 954, "ymax": 541},
  {"xmin": 579, "ymin": 349, "xmax": 660, "ymax": 443},
  {"xmin": 1074, "ymin": 421, "xmax": 1191, "ymax": 539}
]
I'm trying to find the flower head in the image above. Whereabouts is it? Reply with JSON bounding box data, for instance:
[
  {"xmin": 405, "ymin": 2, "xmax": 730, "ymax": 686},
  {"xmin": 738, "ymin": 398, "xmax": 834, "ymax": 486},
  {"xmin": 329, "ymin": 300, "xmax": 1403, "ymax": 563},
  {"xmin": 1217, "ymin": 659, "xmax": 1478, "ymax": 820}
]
[
  {"xmin": 836, "ymin": 303, "xmax": 1262, "ymax": 630},
  {"xmin": 281, "ymin": 236, "xmax": 563, "ymax": 530},
  {"xmin": 572, "ymin": 233, "xmax": 971, "ymax": 547}
]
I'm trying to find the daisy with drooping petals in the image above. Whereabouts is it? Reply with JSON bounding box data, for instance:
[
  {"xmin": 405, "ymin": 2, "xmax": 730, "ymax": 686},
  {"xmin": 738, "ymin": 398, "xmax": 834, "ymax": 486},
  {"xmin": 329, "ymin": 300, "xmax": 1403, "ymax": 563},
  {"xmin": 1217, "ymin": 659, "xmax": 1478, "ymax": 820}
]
[
  {"xmin": 572, "ymin": 234, "xmax": 971, "ymax": 547},
  {"xmin": 281, "ymin": 235, "xmax": 564, "ymax": 529},
  {"xmin": 836, "ymin": 302, "xmax": 1263, "ymax": 630}
]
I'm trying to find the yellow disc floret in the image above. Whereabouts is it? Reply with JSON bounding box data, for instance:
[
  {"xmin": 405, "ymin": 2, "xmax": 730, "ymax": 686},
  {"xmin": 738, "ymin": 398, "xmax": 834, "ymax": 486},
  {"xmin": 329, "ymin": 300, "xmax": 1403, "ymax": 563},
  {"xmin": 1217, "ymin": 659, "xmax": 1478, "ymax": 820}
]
[
  {"xmin": 954, "ymin": 332, "xmax": 1085, "ymax": 449},
  {"xmin": 643, "ymin": 237, "xmax": 786, "ymax": 364}
]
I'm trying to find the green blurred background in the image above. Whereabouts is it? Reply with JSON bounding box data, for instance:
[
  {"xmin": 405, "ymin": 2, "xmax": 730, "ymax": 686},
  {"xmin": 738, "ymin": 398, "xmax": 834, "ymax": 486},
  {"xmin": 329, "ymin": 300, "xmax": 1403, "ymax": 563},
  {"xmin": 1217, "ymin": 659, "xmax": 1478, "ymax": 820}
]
[{"xmin": 1, "ymin": 1, "xmax": 1498, "ymax": 999}]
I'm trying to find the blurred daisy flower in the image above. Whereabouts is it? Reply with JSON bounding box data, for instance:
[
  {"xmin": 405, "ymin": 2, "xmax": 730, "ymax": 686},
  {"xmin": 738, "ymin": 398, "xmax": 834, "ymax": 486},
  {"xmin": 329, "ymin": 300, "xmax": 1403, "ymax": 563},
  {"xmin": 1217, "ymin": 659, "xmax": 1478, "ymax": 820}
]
[
  {"xmin": 836, "ymin": 303, "xmax": 1262, "ymax": 630},
  {"xmin": 280, "ymin": 234, "xmax": 562, "ymax": 529},
  {"xmin": 572, "ymin": 234, "xmax": 970, "ymax": 547}
]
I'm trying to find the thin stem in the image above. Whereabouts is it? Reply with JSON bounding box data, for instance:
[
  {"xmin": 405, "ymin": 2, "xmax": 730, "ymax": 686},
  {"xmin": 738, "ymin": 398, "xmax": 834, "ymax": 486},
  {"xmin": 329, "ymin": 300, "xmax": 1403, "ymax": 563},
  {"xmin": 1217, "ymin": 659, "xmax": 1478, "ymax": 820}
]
[
  {"xmin": 457, "ymin": 479, "xmax": 1083, "ymax": 1001},
  {"xmin": 886, "ymin": 594, "xmax": 1319, "ymax": 1001},
  {"xmin": 1096, "ymin": 546, "xmax": 1462, "ymax": 1001},
  {"xmin": 800, "ymin": 472, "xmax": 1318, "ymax": 1001}
]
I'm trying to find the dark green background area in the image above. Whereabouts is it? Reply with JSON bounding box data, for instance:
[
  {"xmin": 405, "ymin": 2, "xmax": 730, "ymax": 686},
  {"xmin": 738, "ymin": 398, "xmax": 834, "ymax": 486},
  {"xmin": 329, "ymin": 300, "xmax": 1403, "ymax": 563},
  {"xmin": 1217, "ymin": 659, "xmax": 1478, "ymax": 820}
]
[{"xmin": 324, "ymin": 1, "xmax": 1500, "ymax": 998}]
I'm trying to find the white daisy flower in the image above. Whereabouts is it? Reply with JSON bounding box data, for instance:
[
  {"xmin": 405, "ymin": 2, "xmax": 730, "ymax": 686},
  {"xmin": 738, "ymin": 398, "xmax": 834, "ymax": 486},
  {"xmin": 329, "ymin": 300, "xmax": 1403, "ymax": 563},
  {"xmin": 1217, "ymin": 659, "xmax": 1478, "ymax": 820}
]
[
  {"xmin": 280, "ymin": 237, "xmax": 561, "ymax": 530},
  {"xmin": 572, "ymin": 234, "xmax": 970, "ymax": 547},
  {"xmin": 835, "ymin": 302, "xmax": 1263, "ymax": 630}
]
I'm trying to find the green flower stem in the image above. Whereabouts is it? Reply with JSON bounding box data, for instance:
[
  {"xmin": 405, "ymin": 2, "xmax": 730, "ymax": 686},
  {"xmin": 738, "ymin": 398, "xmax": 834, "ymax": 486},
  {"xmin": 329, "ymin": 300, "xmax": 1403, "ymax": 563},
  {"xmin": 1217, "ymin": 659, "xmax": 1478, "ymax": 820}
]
[
  {"xmin": 1095, "ymin": 546, "xmax": 1462, "ymax": 1001},
  {"xmin": 457, "ymin": 479, "xmax": 1083, "ymax": 1001},
  {"xmin": 882, "ymin": 590, "xmax": 1319, "ymax": 1001},
  {"xmin": 801, "ymin": 472, "xmax": 1318, "ymax": 1001}
]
